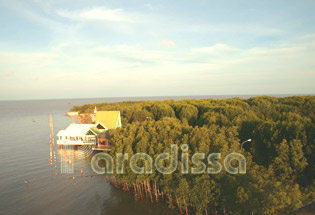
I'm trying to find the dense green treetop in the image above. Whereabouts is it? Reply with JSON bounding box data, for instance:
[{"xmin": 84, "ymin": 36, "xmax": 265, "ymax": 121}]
[{"xmin": 72, "ymin": 96, "xmax": 315, "ymax": 215}]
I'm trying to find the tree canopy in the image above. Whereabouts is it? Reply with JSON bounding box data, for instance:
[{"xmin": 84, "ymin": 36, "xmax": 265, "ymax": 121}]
[{"xmin": 72, "ymin": 96, "xmax": 315, "ymax": 215}]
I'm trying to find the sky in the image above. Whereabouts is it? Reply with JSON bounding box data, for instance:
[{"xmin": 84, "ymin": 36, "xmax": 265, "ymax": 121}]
[{"xmin": 0, "ymin": 0, "xmax": 315, "ymax": 100}]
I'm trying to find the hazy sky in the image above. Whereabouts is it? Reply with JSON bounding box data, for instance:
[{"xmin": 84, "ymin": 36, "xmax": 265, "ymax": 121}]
[{"xmin": 0, "ymin": 0, "xmax": 315, "ymax": 100}]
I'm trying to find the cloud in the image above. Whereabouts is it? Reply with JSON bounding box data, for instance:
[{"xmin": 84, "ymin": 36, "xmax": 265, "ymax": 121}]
[
  {"xmin": 1, "ymin": 39, "xmax": 314, "ymax": 100},
  {"xmin": 3, "ymin": 72, "xmax": 15, "ymax": 77},
  {"xmin": 92, "ymin": 44, "xmax": 175, "ymax": 64},
  {"xmin": 192, "ymin": 43, "xmax": 237, "ymax": 54},
  {"xmin": 300, "ymin": 33, "xmax": 315, "ymax": 40},
  {"xmin": 51, "ymin": 42, "xmax": 70, "ymax": 51},
  {"xmin": 159, "ymin": 40, "xmax": 176, "ymax": 47},
  {"xmin": 57, "ymin": 7, "xmax": 132, "ymax": 22},
  {"xmin": 0, "ymin": 0, "xmax": 66, "ymax": 35},
  {"xmin": 173, "ymin": 23, "xmax": 283, "ymax": 37}
]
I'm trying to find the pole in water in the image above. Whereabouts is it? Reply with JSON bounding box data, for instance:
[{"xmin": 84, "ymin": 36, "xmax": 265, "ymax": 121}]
[
  {"xmin": 49, "ymin": 114, "xmax": 58, "ymax": 175},
  {"xmin": 24, "ymin": 176, "xmax": 28, "ymax": 185}
]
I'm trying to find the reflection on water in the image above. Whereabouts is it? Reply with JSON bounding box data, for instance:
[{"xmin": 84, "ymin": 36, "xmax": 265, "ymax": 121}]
[
  {"xmin": 55, "ymin": 146, "xmax": 179, "ymax": 215},
  {"xmin": 58, "ymin": 145, "xmax": 96, "ymax": 176},
  {"xmin": 59, "ymin": 145, "xmax": 74, "ymax": 174},
  {"xmin": 0, "ymin": 98, "xmax": 182, "ymax": 215}
]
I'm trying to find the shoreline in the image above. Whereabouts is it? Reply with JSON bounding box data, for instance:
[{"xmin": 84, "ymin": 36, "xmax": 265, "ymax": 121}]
[{"xmin": 66, "ymin": 112, "xmax": 91, "ymax": 124}]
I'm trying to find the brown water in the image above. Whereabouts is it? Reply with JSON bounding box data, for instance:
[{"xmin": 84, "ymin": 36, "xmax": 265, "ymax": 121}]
[{"xmin": 0, "ymin": 95, "xmax": 300, "ymax": 214}]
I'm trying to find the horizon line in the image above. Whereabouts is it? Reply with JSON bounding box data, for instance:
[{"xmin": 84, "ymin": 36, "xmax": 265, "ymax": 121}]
[{"xmin": 0, "ymin": 93, "xmax": 314, "ymax": 102}]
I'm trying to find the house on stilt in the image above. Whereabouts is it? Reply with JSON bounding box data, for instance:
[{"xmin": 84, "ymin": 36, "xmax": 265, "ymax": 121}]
[
  {"xmin": 93, "ymin": 111, "xmax": 121, "ymax": 150},
  {"xmin": 57, "ymin": 109, "xmax": 121, "ymax": 150}
]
